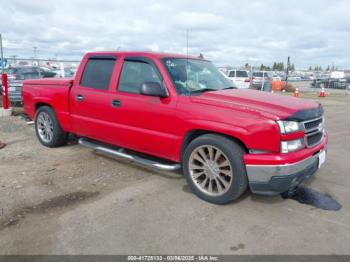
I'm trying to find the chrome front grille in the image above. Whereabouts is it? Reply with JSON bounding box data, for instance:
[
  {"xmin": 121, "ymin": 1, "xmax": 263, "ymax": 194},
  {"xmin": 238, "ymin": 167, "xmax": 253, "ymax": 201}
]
[{"xmin": 302, "ymin": 117, "xmax": 324, "ymax": 147}]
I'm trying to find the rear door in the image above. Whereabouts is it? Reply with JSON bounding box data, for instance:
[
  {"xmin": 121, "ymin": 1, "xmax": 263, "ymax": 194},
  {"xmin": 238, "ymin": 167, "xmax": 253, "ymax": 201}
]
[{"xmin": 69, "ymin": 55, "xmax": 119, "ymax": 142}]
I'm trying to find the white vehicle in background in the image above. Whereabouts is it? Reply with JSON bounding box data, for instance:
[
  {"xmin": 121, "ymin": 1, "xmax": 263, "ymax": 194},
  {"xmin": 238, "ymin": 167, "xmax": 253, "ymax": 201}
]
[
  {"xmin": 251, "ymin": 71, "xmax": 271, "ymax": 88},
  {"xmin": 227, "ymin": 69, "xmax": 250, "ymax": 89},
  {"xmin": 330, "ymin": 71, "xmax": 345, "ymax": 79},
  {"xmin": 287, "ymin": 76, "xmax": 301, "ymax": 81},
  {"xmin": 271, "ymin": 74, "xmax": 281, "ymax": 81},
  {"xmin": 219, "ymin": 70, "xmax": 236, "ymax": 87}
]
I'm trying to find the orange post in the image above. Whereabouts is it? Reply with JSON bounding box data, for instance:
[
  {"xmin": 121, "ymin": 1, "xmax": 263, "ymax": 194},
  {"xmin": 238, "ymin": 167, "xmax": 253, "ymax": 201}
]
[
  {"xmin": 319, "ymin": 87, "xmax": 326, "ymax": 97},
  {"xmin": 293, "ymin": 87, "xmax": 300, "ymax": 97}
]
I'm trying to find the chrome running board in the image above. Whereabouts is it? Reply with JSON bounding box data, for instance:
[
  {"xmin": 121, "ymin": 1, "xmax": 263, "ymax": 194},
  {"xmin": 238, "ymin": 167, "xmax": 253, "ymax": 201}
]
[{"xmin": 78, "ymin": 138, "xmax": 181, "ymax": 171}]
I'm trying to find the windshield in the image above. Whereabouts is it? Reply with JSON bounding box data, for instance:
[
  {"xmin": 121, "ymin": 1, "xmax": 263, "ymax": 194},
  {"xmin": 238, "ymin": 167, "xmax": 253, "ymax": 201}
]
[{"xmin": 162, "ymin": 58, "xmax": 233, "ymax": 95}]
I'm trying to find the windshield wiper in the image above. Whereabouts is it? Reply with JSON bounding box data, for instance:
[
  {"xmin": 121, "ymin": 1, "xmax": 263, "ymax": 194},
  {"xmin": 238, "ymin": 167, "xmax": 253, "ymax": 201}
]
[
  {"xmin": 189, "ymin": 86, "xmax": 236, "ymax": 96},
  {"xmin": 189, "ymin": 88, "xmax": 218, "ymax": 95}
]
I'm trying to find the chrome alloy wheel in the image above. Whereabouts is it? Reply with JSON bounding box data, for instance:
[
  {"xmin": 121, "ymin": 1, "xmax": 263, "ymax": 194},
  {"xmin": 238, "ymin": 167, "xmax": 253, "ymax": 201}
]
[
  {"xmin": 36, "ymin": 111, "xmax": 54, "ymax": 143},
  {"xmin": 188, "ymin": 145, "xmax": 233, "ymax": 196}
]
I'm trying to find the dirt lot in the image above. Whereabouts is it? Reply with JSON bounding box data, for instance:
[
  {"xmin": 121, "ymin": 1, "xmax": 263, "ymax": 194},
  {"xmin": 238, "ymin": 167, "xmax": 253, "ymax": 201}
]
[{"xmin": 0, "ymin": 91, "xmax": 350, "ymax": 254}]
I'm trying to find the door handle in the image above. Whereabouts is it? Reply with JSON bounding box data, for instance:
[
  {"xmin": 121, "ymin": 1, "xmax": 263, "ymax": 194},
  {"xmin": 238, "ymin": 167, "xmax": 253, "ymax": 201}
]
[
  {"xmin": 76, "ymin": 94, "xmax": 84, "ymax": 102},
  {"xmin": 112, "ymin": 100, "xmax": 121, "ymax": 107}
]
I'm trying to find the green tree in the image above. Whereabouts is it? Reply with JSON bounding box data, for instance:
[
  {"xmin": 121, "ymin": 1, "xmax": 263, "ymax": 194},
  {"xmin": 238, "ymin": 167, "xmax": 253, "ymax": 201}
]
[
  {"xmin": 260, "ymin": 64, "xmax": 271, "ymax": 71},
  {"xmin": 314, "ymin": 65, "xmax": 323, "ymax": 71},
  {"xmin": 276, "ymin": 62, "xmax": 284, "ymax": 71}
]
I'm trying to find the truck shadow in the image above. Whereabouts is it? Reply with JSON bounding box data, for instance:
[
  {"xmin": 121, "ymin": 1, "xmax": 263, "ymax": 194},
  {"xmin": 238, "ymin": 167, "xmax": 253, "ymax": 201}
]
[{"xmin": 93, "ymin": 151, "xmax": 184, "ymax": 180}]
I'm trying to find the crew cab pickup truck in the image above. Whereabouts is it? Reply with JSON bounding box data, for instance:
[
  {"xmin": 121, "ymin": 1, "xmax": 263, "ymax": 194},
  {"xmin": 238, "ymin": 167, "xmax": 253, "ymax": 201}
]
[{"xmin": 23, "ymin": 51, "xmax": 328, "ymax": 204}]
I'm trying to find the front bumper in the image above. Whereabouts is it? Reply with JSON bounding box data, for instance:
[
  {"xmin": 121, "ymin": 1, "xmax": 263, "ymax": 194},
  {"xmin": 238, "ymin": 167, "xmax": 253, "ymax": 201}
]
[{"xmin": 245, "ymin": 133, "xmax": 328, "ymax": 195}]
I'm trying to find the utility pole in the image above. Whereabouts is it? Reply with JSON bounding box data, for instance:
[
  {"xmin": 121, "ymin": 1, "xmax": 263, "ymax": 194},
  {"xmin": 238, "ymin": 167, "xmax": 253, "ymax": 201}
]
[
  {"xmin": 0, "ymin": 34, "xmax": 4, "ymax": 74},
  {"xmin": 33, "ymin": 46, "xmax": 38, "ymax": 61},
  {"xmin": 33, "ymin": 46, "xmax": 41, "ymax": 78},
  {"xmin": 285, "ymin": 56, "xmax": 290, "ymax": 85},
  {"xmin": 10, "ymin": 55, "xmax": 17, "ymax": 64}
]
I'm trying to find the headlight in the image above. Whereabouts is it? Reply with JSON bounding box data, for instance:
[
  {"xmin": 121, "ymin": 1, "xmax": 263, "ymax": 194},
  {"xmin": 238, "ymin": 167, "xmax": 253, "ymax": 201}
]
[
  {"xmin": 281, "ymin": 139, "xmax": 305, "ymax": 153},
  {"xmin": 277, "ymin": 120, "xmax": 303, "ymax": 134}
]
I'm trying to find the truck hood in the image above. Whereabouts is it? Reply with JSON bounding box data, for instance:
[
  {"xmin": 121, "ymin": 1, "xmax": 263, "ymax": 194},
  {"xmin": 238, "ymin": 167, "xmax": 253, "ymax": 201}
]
[{"xmin": 190, "ymin": 89, "xmax": 319, "ymax": 120}]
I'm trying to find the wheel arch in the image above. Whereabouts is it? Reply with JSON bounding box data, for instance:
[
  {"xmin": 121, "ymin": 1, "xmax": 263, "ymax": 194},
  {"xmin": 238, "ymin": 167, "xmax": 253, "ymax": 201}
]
[
  {"xmin": 180, "ymin": 129, "xmax": 249, "ymax": 162},
  {"xmin": 34, "ymin": 102, "xmax": 71, "ymax": 132},
  {"xmin": 35, "ymin": 102, "xmax": 53, "ymax": 111}
]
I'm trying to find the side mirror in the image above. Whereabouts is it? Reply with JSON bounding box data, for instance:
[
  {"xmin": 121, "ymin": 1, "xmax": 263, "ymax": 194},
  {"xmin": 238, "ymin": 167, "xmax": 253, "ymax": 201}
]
[{"xmin": 140, "ymin": 82, "xmax": 168, "ymax": 98}]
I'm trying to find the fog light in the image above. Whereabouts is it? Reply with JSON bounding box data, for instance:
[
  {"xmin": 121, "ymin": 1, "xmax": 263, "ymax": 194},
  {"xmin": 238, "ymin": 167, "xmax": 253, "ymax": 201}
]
[{"xmin": 281, "ymin": 139, "xmax": 305, "ymax": 153}]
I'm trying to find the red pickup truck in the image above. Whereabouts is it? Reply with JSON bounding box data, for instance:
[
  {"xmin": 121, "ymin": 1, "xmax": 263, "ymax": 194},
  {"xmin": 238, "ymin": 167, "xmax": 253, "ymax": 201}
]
[{"xmin": 23, "ymin": 51, "xmax": 328, "ymax": 204}]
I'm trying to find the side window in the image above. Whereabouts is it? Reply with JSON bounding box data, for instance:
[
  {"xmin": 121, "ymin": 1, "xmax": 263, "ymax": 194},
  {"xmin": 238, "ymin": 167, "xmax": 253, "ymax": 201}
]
[
  {"xmin": 80, "ymin": 58, "xmax": 116, "ymax": 90},
  {"xmin": 118, "ymin": 60, "xmax": 162, "ymax": 94},
  {"xmin": 229, "ymin": 71, "xmax": 235, "ymax": 77}
]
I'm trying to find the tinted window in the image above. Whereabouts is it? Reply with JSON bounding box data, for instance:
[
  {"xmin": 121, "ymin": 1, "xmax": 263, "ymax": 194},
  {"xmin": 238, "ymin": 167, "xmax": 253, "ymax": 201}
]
[
  {"xmin": 253, "ymin": 72, "xmax": 269, "ymax": 77},
  {"xmin": 80, "ymin": 58, "xmax": 115, "ymax": 90},
  {"xmin": 229, "ymin": 71, "xmax": 235, "ymax": 77},
  {"xmin": 236, "ymin": 71, "xmax": 248, "ymax": 77},
  {"xmin": 118, "ymin": 60, "xmax": 161, "ymax": 94},
  {"xmin": 16, "ymin": 68, "xmax": 40, "ymax": 80},
  {"xmin": 22, "ymin": 67, "xmax": 39, "ymax": 73}
]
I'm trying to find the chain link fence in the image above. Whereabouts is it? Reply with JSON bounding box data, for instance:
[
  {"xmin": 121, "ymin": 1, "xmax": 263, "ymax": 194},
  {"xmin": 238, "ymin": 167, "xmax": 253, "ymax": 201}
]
[{"xmin": 1, "ymin": 58, "xmax": 81, "ymax": 104}]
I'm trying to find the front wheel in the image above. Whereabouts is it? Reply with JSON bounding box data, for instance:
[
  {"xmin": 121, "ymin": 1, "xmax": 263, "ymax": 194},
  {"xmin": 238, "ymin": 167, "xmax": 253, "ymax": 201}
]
[
  {"xmin": 35, "ymin": 106, "xmax": 67, "ymax": 147},
  {"xmin": 183, "ymin": 134, "xmax": 248, "ymax": 204}
]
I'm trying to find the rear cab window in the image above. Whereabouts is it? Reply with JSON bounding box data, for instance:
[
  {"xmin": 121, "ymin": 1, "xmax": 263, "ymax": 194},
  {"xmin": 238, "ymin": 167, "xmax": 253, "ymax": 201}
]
[{"xmin": 80, "ymin": 57, "xmax": 116, "ymax": 90}]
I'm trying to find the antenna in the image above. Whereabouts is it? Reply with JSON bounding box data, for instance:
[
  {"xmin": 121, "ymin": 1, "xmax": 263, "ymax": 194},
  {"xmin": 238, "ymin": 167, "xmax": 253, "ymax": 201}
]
[
  {"xmin": 186, "ymin": 29, "xmax": 189, "ymax": 58},
  {"xmin": 186, "ymin": 29, "xmax": 189, "ymax": 93}
]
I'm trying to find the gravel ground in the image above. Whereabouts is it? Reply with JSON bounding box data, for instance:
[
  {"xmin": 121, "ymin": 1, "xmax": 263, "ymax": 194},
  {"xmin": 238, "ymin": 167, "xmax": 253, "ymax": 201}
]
[{"xmin": 0, "ymin": 92, "xmax": 349, "ymax": 254}]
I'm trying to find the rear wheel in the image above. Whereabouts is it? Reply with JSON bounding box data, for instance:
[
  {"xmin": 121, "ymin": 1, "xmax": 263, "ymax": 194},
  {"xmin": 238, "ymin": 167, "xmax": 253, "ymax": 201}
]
[
  {"xmin": 35, "ymin": 106, "xmax": 67, "ymax": 147},
  {"xmin": 183, "ymin": 134, "xmax": 248, "ymax": 204}
]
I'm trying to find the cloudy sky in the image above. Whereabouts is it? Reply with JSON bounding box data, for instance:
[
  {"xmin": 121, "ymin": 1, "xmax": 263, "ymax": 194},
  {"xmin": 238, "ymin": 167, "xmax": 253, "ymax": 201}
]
[{"xmin": 0, "ymin": 0, "xmax": 349, "ymax": 69}]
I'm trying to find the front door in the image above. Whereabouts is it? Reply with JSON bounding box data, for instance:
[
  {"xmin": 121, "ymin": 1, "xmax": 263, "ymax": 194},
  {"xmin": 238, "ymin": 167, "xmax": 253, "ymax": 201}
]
[{"xmin": 108, "ymin": 57, "xmax": 178, "ymax": 160}]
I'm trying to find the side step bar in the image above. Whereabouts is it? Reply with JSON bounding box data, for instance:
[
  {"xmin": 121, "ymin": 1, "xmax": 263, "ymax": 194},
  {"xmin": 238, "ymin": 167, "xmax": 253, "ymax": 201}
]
[{"xmin": 78, "ymin": 138, "xmax": 181, "ymax": 171}]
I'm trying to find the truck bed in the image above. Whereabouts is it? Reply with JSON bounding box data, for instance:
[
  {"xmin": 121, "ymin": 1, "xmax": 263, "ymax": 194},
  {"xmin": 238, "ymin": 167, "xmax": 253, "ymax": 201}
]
[{"xmin": 22, "ymin": 78, "xmax": 74, "ymax": 131}]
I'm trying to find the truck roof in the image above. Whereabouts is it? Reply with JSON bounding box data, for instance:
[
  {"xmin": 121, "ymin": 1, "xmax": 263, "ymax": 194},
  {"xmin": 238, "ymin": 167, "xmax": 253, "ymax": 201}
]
[{"xmin": 85, "ymin": 51, "xmax": 203, "ymax": 60}]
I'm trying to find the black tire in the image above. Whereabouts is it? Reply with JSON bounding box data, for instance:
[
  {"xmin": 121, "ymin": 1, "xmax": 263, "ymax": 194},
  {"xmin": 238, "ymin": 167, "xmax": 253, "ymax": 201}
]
[
  {"xmin": 182, "ymin": 134, "xmax": 248, "ymax": 204},
  {"xmin": 35, "ymin": 106, "xmax": 67, "ymax": 147}
]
